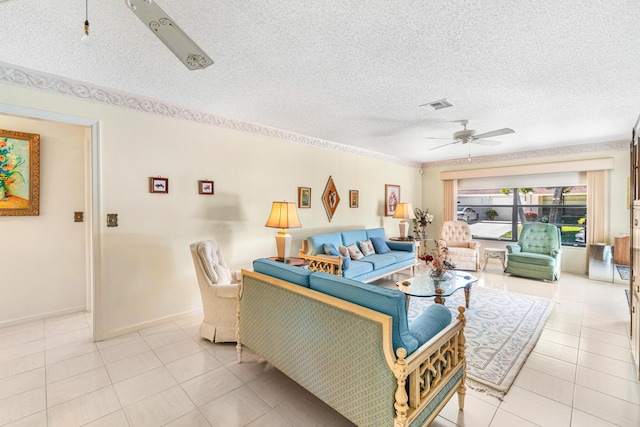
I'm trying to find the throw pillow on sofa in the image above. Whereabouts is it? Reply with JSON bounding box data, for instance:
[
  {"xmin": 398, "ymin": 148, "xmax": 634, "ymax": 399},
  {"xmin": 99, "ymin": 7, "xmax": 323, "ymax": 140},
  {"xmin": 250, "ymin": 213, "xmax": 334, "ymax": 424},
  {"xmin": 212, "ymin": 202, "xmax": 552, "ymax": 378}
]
[
  {"xmin": 323, "ymin": 243, "xmax": 340, "ymax": 256},
  {"xmin": 359, "ymin": 239, "xmax": 375, "ymax": 256},
  {"xmin": 346, "ymin": 243, "xmax": 365, "ymax": 260},
  {"xmin": 370, "ymin": 236, "xmax": 391, "ymax": 254},
  {"xmin": 323, "ymin": 243, "xmax": 350, "ymax": 270},
  {"xmin": 339, "ymin": 244, "xmax": 349, "ymax": 258}
]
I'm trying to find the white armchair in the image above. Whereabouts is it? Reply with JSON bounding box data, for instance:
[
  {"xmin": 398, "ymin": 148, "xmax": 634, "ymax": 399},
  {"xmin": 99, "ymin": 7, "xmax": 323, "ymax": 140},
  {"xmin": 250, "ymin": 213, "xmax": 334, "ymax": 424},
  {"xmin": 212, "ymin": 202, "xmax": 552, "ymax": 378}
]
[
  {"xmin": 190, "ymin": 240, "xmax": 241, "ymax": 343},
  {"xmin": 438, "ymin": 221, "xmax": 481, "ymax": 271}
]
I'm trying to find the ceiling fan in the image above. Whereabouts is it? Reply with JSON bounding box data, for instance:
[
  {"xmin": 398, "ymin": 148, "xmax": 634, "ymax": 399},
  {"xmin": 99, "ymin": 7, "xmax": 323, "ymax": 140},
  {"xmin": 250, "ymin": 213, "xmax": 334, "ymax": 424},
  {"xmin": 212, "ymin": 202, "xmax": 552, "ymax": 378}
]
[{"xmin": 425, "ymin": 120, "xmax": 515, "ymax": 151}]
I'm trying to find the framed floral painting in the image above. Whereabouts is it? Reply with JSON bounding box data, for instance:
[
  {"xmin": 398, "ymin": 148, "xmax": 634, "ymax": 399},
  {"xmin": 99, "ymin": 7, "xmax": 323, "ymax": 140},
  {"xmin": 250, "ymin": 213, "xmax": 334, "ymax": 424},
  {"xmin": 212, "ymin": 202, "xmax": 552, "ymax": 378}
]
[
  {"xmin": 0, "ymin": 129, "xmax": 40, "ymax": 216},
  {"xmin": 385, "ymin": 184, "xmax": 400, "ymax": 216}
]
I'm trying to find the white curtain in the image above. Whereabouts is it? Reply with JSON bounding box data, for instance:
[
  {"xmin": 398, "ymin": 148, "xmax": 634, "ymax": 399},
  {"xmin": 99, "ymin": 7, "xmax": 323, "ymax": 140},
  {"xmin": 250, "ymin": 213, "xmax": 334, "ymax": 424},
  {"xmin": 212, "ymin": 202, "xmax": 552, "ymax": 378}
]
[
  {"xmin": 587, "ymin": 170, "xmax": 610, "ymax": 245},
  {"xmin": 443, "ymin": 180, "xmax": 457, "ymax": 222}
]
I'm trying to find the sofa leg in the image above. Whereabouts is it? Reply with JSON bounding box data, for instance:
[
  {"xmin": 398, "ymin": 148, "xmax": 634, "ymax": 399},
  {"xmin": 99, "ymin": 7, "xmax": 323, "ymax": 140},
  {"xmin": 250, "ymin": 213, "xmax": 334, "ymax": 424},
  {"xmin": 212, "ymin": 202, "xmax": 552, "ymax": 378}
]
[{"xmin": 457, "ymin": 382, "xmax": 466, "ymax": 410}]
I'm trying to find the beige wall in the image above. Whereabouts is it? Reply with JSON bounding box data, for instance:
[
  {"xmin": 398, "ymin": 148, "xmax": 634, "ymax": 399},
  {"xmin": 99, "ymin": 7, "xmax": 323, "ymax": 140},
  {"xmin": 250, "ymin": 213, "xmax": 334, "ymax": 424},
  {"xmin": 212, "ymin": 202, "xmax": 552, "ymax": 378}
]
[
  {"xmin": 0, "ymin": 84, "xmax": 422, "ymax": 338},
  {"xmin": 421, "ymin": 148, "xmax": 630, "ymax": 274},
  {"xmin": 0, "ymin": 115, "xmax": 88, "ymax": 325}
]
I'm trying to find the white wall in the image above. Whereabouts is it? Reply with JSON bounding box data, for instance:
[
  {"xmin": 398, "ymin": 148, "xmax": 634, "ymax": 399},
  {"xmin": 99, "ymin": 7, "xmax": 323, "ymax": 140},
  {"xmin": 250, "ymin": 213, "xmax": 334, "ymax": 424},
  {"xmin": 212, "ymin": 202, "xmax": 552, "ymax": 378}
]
[
  {"xmin": 422, "ymin": 148, "xmax": 630, "ymax": 274},
  {"xmin": 0, "ymin": 114, "xmax": 87, "ymax": 325},
  {"xmin": 0, "ymin": 84, "xmax": 422, "ymax": 338}
]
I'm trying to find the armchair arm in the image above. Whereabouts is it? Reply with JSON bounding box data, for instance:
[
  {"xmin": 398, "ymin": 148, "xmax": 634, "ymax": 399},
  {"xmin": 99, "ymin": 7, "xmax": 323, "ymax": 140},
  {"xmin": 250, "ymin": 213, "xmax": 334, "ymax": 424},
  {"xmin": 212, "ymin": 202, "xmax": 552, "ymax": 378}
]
[
  {"xmin": 215, "ymin": 283, "xmax": 239, "ymax": 299},
  {"xmin": 438, "ymin": 239, "xmax": 448, "ymax": 248},
  {"xmin": 468, "ymin": 241, "xmax": 481, "ymax": 250},
  {"xmin": 231, "ymin": 269, "xmax": 243, "ymax": 283},
  {"xmin": 506, "ymin": 244, "xmax": 521, "ymax": 254},
  {"xmin": 550, "ymin": 248, "xmax": 563, "ymax": 257}
]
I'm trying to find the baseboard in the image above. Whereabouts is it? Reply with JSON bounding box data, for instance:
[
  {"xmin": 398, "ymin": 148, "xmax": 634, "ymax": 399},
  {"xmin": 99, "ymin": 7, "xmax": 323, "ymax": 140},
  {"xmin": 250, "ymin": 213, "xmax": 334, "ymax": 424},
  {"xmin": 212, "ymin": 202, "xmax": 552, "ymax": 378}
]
[
  {"xmin": 0, "ymin": 306, "xmax": 88, "ymax": 329},
  {"xmin": 100, "ymin": 308, "xmax": 203, "ymax": 341}
]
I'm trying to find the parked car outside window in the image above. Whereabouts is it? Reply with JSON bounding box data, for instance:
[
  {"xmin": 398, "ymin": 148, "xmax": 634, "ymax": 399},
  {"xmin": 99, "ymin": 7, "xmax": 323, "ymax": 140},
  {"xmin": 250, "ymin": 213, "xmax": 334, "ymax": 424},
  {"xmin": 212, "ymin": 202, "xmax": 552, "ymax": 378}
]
[{"xmin": 457, "ymin": 207, "xmax": 479, "ymax": 222}]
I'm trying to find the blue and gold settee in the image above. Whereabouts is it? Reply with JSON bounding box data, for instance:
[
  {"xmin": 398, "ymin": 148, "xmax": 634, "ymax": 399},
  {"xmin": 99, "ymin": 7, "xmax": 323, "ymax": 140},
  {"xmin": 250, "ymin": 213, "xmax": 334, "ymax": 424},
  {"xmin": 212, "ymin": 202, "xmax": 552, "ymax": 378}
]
[
  {"xmin": 505, "ymin": 223, "xmax": 563, "ymax": 281},
  {"xmin": 298, "ymin": 227, "xmax": 416, "ymax": 282},
  {"xmin": 238, "ymin": 258, "xmax": 467, "ymax": 427}
]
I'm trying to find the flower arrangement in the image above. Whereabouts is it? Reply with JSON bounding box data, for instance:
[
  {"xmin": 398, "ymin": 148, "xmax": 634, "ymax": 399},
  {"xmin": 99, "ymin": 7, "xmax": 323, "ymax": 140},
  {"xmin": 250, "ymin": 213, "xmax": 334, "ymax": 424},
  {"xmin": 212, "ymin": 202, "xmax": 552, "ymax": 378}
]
[
  {"xmin": 413, "ymin": 208, "xmax": 434, "ymax": 239},
  {"xmin": 419, "ymin": 242, "xmax": 455, "ymax": 278},
  {"xmin": 0, "ymin": 138, "xmax": 25, "ymax": 199}
]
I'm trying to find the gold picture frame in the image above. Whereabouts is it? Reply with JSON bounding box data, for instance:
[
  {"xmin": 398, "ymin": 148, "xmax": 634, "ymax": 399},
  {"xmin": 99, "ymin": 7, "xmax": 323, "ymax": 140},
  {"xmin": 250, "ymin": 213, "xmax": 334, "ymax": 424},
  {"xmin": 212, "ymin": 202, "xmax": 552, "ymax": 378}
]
[
  {"xmin": 0, "ymin": 129, "xmax": 40, "ymax": 216},
  {"xmin": 298, "ymin": 187, "xmax": 311, "ymax": 208},
  {"xmin": 385, "ymin": 184, "xmax": 400, "ymax": 216},
  {"xmin": 349, "ymin": 190, "xmax": 359, "ymax": 208}
]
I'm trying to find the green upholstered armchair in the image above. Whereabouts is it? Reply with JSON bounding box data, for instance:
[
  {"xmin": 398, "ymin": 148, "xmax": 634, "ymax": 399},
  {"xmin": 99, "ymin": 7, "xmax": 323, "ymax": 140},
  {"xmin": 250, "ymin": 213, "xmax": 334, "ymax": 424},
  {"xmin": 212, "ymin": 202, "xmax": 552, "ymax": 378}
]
[{"xmin": 505, "ymin": 223, "xmax": 563, "ymax": 281}]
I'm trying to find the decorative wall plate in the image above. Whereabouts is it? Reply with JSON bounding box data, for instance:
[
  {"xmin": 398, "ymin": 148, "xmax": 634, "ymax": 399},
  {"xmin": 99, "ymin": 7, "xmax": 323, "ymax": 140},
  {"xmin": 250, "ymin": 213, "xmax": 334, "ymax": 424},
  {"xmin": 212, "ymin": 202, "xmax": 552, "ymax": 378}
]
[{"xmin": 322, "ymin": 176, "xmax": 340, "ymax": 222}]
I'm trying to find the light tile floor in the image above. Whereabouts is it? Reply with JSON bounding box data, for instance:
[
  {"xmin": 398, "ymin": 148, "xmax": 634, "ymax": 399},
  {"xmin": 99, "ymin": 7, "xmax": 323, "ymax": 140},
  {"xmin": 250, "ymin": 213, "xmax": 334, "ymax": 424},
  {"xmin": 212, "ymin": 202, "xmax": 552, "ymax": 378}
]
[{"xmin": 1, "ymin": 269, "xmax": 639, "ymax": 426}]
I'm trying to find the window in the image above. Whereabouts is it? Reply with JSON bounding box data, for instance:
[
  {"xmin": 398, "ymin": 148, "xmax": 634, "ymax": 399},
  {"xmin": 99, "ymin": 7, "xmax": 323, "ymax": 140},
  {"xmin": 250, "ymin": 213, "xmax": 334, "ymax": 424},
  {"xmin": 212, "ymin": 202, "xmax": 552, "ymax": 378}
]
[{"xmin": 456, "ymin": 186, "xmax": 587, "ymax": 247}]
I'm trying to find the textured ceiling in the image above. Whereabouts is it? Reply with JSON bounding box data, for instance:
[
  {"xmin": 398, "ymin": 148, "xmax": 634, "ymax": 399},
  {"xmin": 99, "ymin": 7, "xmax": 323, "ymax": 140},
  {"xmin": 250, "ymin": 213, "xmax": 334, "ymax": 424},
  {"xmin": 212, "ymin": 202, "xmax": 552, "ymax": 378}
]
[{"xmin": 1, "ymin": 0, "xmax": 639, "ymax": 164}]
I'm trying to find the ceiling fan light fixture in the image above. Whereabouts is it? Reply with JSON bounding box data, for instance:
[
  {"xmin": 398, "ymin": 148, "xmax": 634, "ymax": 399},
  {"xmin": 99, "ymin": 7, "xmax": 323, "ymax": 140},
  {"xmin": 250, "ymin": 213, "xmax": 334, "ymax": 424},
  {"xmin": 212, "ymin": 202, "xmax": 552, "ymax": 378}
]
[
  {"xmin": 421, "ymin": 99, "xmax": 454, "ymax": 111},
  {"xmin": 125, "ymin": 0, "xmax": 213, "ymax": 70}
]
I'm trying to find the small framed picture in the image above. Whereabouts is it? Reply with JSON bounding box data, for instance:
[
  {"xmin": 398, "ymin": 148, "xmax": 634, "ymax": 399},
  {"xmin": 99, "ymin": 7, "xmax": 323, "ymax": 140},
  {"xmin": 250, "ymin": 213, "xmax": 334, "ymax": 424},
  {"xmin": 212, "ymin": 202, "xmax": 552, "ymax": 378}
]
[
  {"xmin": 298, "ymin": 187, "xmax": 311, "ymax": 208},
  {"xmin": 150, "ymin": 177, "xmax": 169, "ymax": 193},
  {"xmin": 385, "ymin": 184, "xmax": 400, "ymax": 216},
  {"xmin": 199, "ymin": 180, "xmax": 214, "ymax": 195},
  {"xmin": 349, "ymin": 190, "xmax": 359, "ymax": 208}
]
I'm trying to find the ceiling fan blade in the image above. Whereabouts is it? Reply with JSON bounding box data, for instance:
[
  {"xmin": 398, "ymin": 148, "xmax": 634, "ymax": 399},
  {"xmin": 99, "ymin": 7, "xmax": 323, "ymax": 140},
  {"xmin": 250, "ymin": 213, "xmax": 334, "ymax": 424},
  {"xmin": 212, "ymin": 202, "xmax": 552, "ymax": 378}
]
[
  {"xmin": 424, "ymin": 137, "xmax": 453, "ymax": 140},
  {"xmin": 428, "ymin": 140, "xmax": 459, "ymax": 150},
  {"xmin": 473, "ymin": 128, "xmax": 515, "ymax": 140},
  {"xmin": 473, "ymin": 139, "xmax": 502, "ymax": 146}
]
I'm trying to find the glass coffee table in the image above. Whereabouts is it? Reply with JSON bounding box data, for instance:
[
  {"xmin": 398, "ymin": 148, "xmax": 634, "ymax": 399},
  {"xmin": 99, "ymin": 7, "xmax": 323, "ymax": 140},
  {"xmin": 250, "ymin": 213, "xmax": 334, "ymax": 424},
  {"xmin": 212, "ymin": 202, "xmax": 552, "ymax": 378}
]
[{"xmin": 396, "ymin": 270, "xmax": 477, "ymax": 308}]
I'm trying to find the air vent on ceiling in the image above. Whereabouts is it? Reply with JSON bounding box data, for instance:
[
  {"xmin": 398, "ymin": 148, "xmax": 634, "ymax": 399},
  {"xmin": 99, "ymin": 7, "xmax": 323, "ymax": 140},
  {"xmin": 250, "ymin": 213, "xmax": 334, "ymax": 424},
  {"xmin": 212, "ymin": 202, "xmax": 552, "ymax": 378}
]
[{"xmin": 421, "ymin": 99, "xmax": 454, "ymax": 111}]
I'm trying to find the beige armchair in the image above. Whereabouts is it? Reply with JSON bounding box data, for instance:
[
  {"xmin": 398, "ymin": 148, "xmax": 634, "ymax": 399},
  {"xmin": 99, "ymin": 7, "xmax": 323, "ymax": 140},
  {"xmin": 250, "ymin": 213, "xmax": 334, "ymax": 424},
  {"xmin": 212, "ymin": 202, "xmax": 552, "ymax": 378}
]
[
  {"xmin": 438, "ymin": 221, "xmax": 481, "ymax": 271},
  {"xmin": 190, "ymin": 240, "xmax": 241, "ymax": 343}
]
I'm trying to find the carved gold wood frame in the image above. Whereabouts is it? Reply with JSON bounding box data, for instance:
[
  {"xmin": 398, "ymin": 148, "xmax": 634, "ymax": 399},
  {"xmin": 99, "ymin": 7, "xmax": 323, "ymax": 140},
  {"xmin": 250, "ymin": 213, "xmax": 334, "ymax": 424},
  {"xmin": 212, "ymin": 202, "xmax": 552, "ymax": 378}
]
[
  {"xmin": 385, "ymin": 184, "xmax": 400, "ymax": 216},
  {"xmin": 349, "ymin": 190, "xmax": 359, "ymax": 208},
  {"xmin": 322, "ymin": 176, "xmax": 340, "ymax": 222},
  {"xmin": 298, "ymin": 186, "xmax": 311, "ymax": 208},
  {"xmin": 0, "ymin": 129, "xmax": 40, "ymax": 216}
]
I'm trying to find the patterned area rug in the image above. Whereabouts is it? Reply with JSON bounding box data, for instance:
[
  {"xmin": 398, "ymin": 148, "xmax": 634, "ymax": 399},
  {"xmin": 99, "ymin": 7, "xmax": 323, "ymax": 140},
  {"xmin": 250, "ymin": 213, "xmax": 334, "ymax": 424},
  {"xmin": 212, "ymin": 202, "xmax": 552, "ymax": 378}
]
[{"xmin": 407, "ymin": 286, "xmax": 554, "ymax": 399}]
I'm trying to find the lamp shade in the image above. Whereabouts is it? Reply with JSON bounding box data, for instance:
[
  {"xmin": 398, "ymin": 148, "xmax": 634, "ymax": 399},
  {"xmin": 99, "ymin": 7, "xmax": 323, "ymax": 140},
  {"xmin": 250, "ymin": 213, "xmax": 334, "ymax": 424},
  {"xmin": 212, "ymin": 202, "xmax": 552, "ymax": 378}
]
[
  {"xmin": 393, "ymin": 203, "xmax": 416, "ymax": 219},
  {"xmin": 265, "ymin": 201, "xmax": 302, "ymax": 229}
]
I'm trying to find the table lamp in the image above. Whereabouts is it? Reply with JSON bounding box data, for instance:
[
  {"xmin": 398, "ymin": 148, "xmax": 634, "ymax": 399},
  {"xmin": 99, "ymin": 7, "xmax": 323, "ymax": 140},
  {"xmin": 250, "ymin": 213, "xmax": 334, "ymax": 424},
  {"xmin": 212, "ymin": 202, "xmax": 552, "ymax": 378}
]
[
  {"xmin": 393, "ymin": 202, "xmax": 415, "ymax": 239},
  {"xmin": 265, "ymin": 201, "xmax": 302, "ymax": 262}
]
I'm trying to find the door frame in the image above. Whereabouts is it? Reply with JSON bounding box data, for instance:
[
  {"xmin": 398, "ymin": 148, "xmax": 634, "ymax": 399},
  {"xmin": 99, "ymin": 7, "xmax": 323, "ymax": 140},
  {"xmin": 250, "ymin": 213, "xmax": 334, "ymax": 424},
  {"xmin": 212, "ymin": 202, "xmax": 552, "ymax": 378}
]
[{"xmin": 0, "ymin": 103, "xmax": 102, "ymax": 341}]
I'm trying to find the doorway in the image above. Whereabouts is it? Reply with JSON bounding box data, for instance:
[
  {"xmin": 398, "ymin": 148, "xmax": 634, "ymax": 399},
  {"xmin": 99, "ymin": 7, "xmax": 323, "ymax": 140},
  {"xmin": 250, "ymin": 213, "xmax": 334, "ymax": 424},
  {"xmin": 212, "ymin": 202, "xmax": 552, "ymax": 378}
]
[{"xmin": 0, "ymin": 105, "xmax": 101, "ymax": 341}]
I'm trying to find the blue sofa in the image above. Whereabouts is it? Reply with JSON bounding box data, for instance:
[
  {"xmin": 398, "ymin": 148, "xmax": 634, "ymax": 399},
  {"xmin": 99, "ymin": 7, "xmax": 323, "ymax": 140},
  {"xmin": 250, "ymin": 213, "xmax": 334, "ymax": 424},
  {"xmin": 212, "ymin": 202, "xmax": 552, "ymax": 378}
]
[
  {"xmin": 238, "ymin": 258, "xmax": 467, "ymax": 427},
  {"xmin": 298, "ymin": 227, "xmax": 416, "ymax": 282}
]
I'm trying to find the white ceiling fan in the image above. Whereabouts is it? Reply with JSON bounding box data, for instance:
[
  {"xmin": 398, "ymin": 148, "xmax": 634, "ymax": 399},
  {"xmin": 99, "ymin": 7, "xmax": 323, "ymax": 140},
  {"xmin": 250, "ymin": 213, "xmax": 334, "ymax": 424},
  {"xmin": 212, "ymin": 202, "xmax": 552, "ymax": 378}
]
[{"xmin": 425, "ymin": 120, "xmax": 515, "ymax": 151}]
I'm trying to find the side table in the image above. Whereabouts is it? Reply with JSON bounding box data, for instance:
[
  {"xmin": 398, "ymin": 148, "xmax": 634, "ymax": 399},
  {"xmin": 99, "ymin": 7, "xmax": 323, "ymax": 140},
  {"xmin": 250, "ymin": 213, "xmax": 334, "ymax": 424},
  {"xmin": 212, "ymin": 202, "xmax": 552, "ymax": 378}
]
[
  {"xmin": 483, "ymin": 248, "xmax": 506, "ymax": 271},
  {"xmin": 268, "ymin": 257, "xmax": 308, "ymax": 267}
]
